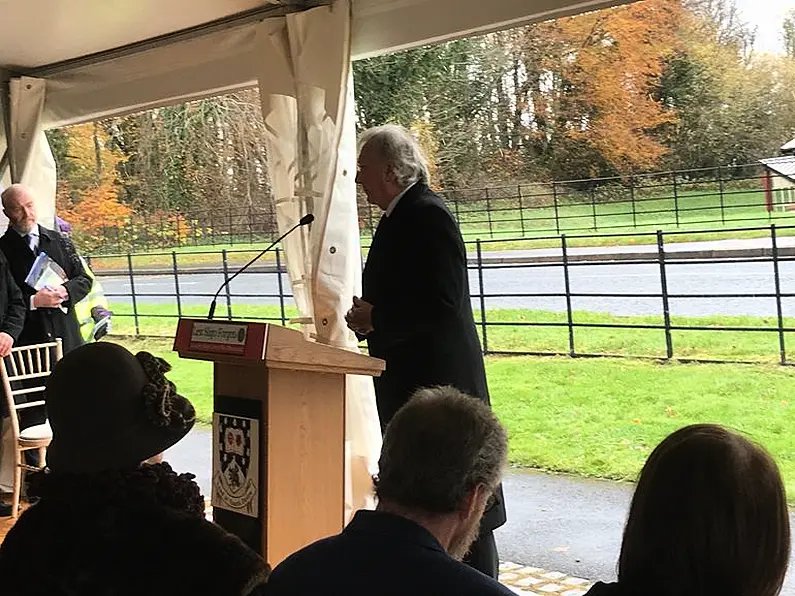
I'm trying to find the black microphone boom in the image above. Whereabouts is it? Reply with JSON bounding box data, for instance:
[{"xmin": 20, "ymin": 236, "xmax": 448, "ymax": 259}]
[{"xmin": 207, "ymin": 213, "xmax": 314, "ymax": 320}]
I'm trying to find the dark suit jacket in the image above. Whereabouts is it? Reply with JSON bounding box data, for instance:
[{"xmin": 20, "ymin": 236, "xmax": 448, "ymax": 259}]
[
  {"xmin": 266, "ymin": 510, "xmax": 515, "ymax": 596},
  {"xmin": 0, "ymin": 251, "xmax": 26, "ymax": 342},
  {"xmin": 361, "ymin": 182, "xmax": 506, "ymax": 531},
  {"xmin": 0, "ymin": 225, "xmax": 91, "ymax": 354}
]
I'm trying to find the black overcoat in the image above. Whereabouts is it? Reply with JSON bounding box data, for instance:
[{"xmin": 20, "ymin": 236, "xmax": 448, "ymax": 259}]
[
  {"xmin": 0, "ymin": 225, "xmax": 91, "ymax": 354},
  {"xmin": 361, "ymin": 182, "xmax": 506, "ymax": 531}
]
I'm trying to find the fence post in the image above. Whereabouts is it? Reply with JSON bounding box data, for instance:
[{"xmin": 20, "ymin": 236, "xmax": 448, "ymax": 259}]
[
  {"xmin": 453, "ymin": 192, "xmax": 461, "ymax": 224},
  {"xmin": 476, "ymin": 239, "xmax": 488, "ymax": 354},
  {"xmin": 561, "ymin": 235, "xmax": 575, "ymax": 357},
  {"xmin": 629, "ymin": 174, "xmax": 637, "ymax": 228},
  {"xmin": 485, "ymin": 188, "xmax": 494, "ymax": 239},
  {"xmin": 221, "ymin": 249, "xmax": 233, "ymax": 320},
  {"xmin": 248, "ymin": 204, "xmax": 254, "ymax": 245},
  {"xmin": 171, "ymin": 251, "xmax": 182, "ymax": 318},
  {"xmin": 228, "ymin": 207, "xmax": 235, "ymax": 246},
  {"xmin": 518, "ymin": 185, "xmax": 526, "ymax": 236},
  {"xmin": 657, "ymin": 230, "xmax": 673, "ymax": 359},
  {"xmin": 159, "ymin": 213, "xmax": 165, "ymax": 249},
  {"xmin": 552, "ymin": 182, "xmax": 561, "ymax": 234},
  {"xmin": 672, "ymin": 173, "xmax": 680, "ymax": 227},
  {"xmin": 718, "ymin": 165, "xmax": 726, "ymax": 225},
  {"xmin": 771, "ymin": 224, "xmax": 787, "ymax": 365},
  {"xmin": 127, "ymin": 253, "xmax": 140, "ymax": 336},
  {"xmin": 590, "ymin": 187, "xmax": 598, "ymax": 231},
  {"xmin": 275, "ymin": 247, "xmax": 287, "ymax": 326}
]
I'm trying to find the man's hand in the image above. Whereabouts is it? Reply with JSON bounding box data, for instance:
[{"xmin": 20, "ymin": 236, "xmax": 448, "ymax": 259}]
[
  {"xmin": 33, "ymin": 288, "xmax": 65, "ymax": 309},
  {"xmin": 0, "ymin": 332, "xmax": 13, "ymax": 357},
  {"xmin": 345, "ymin": 296, "xmax": 374, "ymax": 336},
  {"xmin": 53, "ymin": 285, "xmax": 68, "ymax": 301}
]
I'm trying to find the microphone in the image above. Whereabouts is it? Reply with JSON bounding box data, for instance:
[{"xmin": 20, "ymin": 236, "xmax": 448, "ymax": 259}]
[{"xmin": 207, "ymin": 213, "xmax": 314, "ymax": 319}]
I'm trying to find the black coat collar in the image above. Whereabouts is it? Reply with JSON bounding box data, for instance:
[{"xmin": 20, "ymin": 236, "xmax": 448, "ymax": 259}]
[{"xmin": 344, "ymin": 509, "xmax": 446, "ymax": 554}]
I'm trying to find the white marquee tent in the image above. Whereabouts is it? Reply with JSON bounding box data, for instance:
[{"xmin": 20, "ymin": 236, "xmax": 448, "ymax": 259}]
[{"xmin": 0, "ymin": 0, "xmax": 633, "ymax": 520}]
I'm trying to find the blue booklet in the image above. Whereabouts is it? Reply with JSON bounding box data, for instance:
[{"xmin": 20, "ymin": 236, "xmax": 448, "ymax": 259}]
[{"xmin": 25, "ymin": 252, "xmax": 67, "ymax": 291}]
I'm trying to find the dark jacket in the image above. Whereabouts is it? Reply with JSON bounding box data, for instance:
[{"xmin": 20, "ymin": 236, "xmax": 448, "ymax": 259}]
[
  {"xmin": 361, "ymin": 182, "xmax": 506, "ymax": 531},
  {"xmin": 0, "ymin": 250, "xmax": 26, "ymax": 341},
  {"xmin": 266, "ymin": 510, "xmax": 515, "ymax": 596},
  {"xmin": 363, "ymin": 183, "xmax": 489, "ymax": 421},
  {"xmin": 0, "ymin": 495, "xmax": 270, "ymax": 596},
  {"xmin": 0, "ymin": 225, "xmax": 91, "ymax": 354}
]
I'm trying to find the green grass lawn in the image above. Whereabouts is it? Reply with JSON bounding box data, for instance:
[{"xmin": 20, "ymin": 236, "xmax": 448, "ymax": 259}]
[
  {"xmin": 107, "ymin": 303, "xmax": 795, "ymax": 365},
  {"xmin": 86, "ymin": 188, "xmax": 795, "ymax": 271},
  {"xmin": 110, "ymin": 335, "xmax": 795, "ymax": 499}
]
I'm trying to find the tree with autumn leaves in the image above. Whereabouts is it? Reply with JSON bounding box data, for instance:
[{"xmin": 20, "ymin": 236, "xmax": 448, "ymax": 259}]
[{"xmin": 50, "ymin": 123, "xmax": 132, "ymax": 250}]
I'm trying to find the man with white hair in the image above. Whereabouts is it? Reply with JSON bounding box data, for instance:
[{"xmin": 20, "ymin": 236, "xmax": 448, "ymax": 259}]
[{"xmin": 345, "ymin": 124, "xmax": 507, "ymax": 578}]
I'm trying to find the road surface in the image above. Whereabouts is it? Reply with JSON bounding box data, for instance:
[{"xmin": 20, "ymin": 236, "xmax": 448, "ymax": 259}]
[{"xmin": 98, "ymin": 259, "xmax": 795, "ymax": 318}]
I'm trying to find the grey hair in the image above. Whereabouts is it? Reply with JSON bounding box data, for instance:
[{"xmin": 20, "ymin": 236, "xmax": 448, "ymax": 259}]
[
  {"xmin": 374, "ymin": 386, "xmax": 508, "ymax": 515},
  {"xmin": 358, "ymin": 124, "xmax": 430, "ymax": 187}
]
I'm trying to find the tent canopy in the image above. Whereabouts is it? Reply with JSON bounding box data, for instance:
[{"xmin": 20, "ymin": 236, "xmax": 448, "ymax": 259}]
[{"xmin": 0, "ymin": 0, "xmax": 632, "ymax": 129}]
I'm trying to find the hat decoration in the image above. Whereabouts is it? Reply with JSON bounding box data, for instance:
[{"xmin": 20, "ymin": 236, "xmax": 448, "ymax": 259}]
[{"xmin": 135, "ymin": 352, "xmax": 195, "ymax": 430}]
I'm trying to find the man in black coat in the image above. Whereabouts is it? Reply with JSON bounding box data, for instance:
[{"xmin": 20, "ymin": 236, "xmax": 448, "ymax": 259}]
[
  {"xmin": 266, "ymin": 387, "xmax": 514, "ymax": 596},
  {"xmin": 0, "ymin": 184, "xmax": 91, "ymax": 356},
  {"xmin": 345, "ymin": 124, "xmax": 507, "ymax": 578}
]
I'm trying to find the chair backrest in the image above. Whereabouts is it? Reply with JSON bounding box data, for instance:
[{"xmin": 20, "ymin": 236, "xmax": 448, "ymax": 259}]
[{"xmin": 0, "ymin": 339, "xmax": 63, "ymax": 438}]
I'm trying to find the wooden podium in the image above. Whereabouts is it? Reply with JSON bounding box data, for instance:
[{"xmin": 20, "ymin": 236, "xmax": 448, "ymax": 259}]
[{"xmin": 173, "ymin": 318, "xmax": 384, "ymax": 566}]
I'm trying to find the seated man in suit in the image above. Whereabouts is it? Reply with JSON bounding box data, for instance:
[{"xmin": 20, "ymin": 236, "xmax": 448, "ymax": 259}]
[{"xmin": 266, "ymin": 386, "xmax": 514, "ymax": 596}]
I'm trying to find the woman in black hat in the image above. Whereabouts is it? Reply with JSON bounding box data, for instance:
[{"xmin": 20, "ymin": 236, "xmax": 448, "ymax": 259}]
[{"xmin": 0, "ymin": 342, "xmax": 270, "ymax": 596}]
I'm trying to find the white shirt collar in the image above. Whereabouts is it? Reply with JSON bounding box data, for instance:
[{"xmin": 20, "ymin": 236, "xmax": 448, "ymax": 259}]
[
  {"xmin": 14, "ymin": 224, "xmax": 38, "ymax": 239},
  {"xmin": 385, "ymin": 182, "xmax": 417, "ymax": 217}
]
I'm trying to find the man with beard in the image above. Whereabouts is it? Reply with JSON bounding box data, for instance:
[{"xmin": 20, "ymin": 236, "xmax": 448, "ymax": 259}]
[
  {"xmin": 265, "ymin": 386, "xmax": 513, "ymax": 595},
  {"xmin": 0, "ymin": 184, "xmax": 91, "ymax": 355},
  {"xmin": 345, "ymin": 124, "xmax": 507, "ymax": 577}
]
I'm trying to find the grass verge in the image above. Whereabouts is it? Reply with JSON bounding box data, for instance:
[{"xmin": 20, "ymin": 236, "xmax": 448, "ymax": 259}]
[{"xmin": 85, "ymin": 190, "xmax": 795, "ymax": 271}]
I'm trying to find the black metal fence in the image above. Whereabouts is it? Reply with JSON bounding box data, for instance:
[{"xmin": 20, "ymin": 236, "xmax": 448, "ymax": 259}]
[
  {"xmin": 90, "ymin": 223, "xmax": 795, "ymax": 366},
  {"xmin": 78, "ymin": 162, "xmax": 787, "ymax": 254}
]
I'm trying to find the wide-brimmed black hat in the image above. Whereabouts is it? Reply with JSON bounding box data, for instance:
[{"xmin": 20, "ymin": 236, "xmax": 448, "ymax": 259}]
[{"xmin": 46, "ymin": 342, "xmax": 196, "ymax": 474}]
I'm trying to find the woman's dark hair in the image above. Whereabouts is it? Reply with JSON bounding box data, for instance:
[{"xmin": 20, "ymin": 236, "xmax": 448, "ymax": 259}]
[
  {"xmin": 27, "ymin": 462, "xmax": 205, "ymax": 518},
  {"xmin": 619, "ymin": 424, "xmax": 790, "ymax": 596}
]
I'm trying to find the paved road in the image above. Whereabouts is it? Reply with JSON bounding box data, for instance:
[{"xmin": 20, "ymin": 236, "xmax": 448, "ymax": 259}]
[
  {"xmin": 167, "ymin": 427, "xmax": 795, "ymax": 595},
  {"xmin": 98, "ymin": 259, "xmax": 795, "ymax": 318}
]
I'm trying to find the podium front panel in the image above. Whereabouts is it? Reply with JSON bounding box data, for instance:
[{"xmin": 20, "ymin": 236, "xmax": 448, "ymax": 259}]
[{"xmin": 266, "ymin": 369, "xmax": 346, "ymax": 566}]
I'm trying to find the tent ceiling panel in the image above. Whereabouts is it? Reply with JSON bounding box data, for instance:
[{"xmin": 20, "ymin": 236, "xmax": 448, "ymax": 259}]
[
  {"xmin": 0, "ymin": 0, "xmax": 285, "ymax": 70},
  {"xmin": 0, "ymin": 0, "xmax": 635, "ymax": 128},
  {"xmin": 351, "ymin": 0, "xmax": 634, "ymax": 59}
]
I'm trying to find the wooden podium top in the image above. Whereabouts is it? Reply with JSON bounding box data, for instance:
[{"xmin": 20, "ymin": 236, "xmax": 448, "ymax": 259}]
[{"xmin": 173, "ymin": 318, "xmax": 384, "ymax": 377}]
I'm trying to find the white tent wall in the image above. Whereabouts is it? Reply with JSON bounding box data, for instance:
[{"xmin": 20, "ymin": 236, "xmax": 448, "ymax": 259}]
[
  {"xmin": 257, "ymin": 1, "xmax": 381, "ymax": 523},
  {"xmin": 0, "ymin": 76, "xmax": 56, "ymax": 228}
]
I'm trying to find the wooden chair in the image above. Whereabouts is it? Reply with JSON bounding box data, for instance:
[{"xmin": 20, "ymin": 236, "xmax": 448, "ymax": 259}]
[{"xmin": 0, "ymin": 339, "xmax": 63, "ymax": 517}]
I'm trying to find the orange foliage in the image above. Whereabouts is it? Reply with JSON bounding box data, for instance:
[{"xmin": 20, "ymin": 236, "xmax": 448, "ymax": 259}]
[
  {"xmin": 537, "ymin": 0, "xmax": 683, "ymax": 173},
  {"xmin": 55, "ymin": 123, "xmax": 131, "ymax": 250}
]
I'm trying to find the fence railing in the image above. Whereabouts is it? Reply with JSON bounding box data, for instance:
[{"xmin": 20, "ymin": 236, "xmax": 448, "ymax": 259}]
[
  {"xmin": 91, "ymin": 223, "xmax": 795, "ymax": 366},
  {"xmin": 77, "ymin": 162, "xmax": 788, "ymax": 254}
]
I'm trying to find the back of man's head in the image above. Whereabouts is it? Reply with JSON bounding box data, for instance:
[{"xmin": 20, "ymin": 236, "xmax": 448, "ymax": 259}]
[{"xmin": 375, "ymin": 386, "xmax": 508, "ymax": 515}]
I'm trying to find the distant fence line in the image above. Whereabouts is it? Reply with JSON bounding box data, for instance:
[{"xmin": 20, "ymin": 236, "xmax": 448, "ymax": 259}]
[
  {"xmin": 75, "ymin": 162, "xmax": 786, "ymax": 254},
  {"xmin": 91, "ymin": 223, "xmax": 795, "ymax": 366}
]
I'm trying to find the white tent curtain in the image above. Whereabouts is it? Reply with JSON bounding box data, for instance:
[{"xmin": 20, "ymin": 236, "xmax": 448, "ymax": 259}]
[
  {"xmin": 256, "ymin": 1, "xmax": 381, "ymax": 522},
  {"xmin": 0, "ymin": 76, "xmax": 56, "ymax": 231}
]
